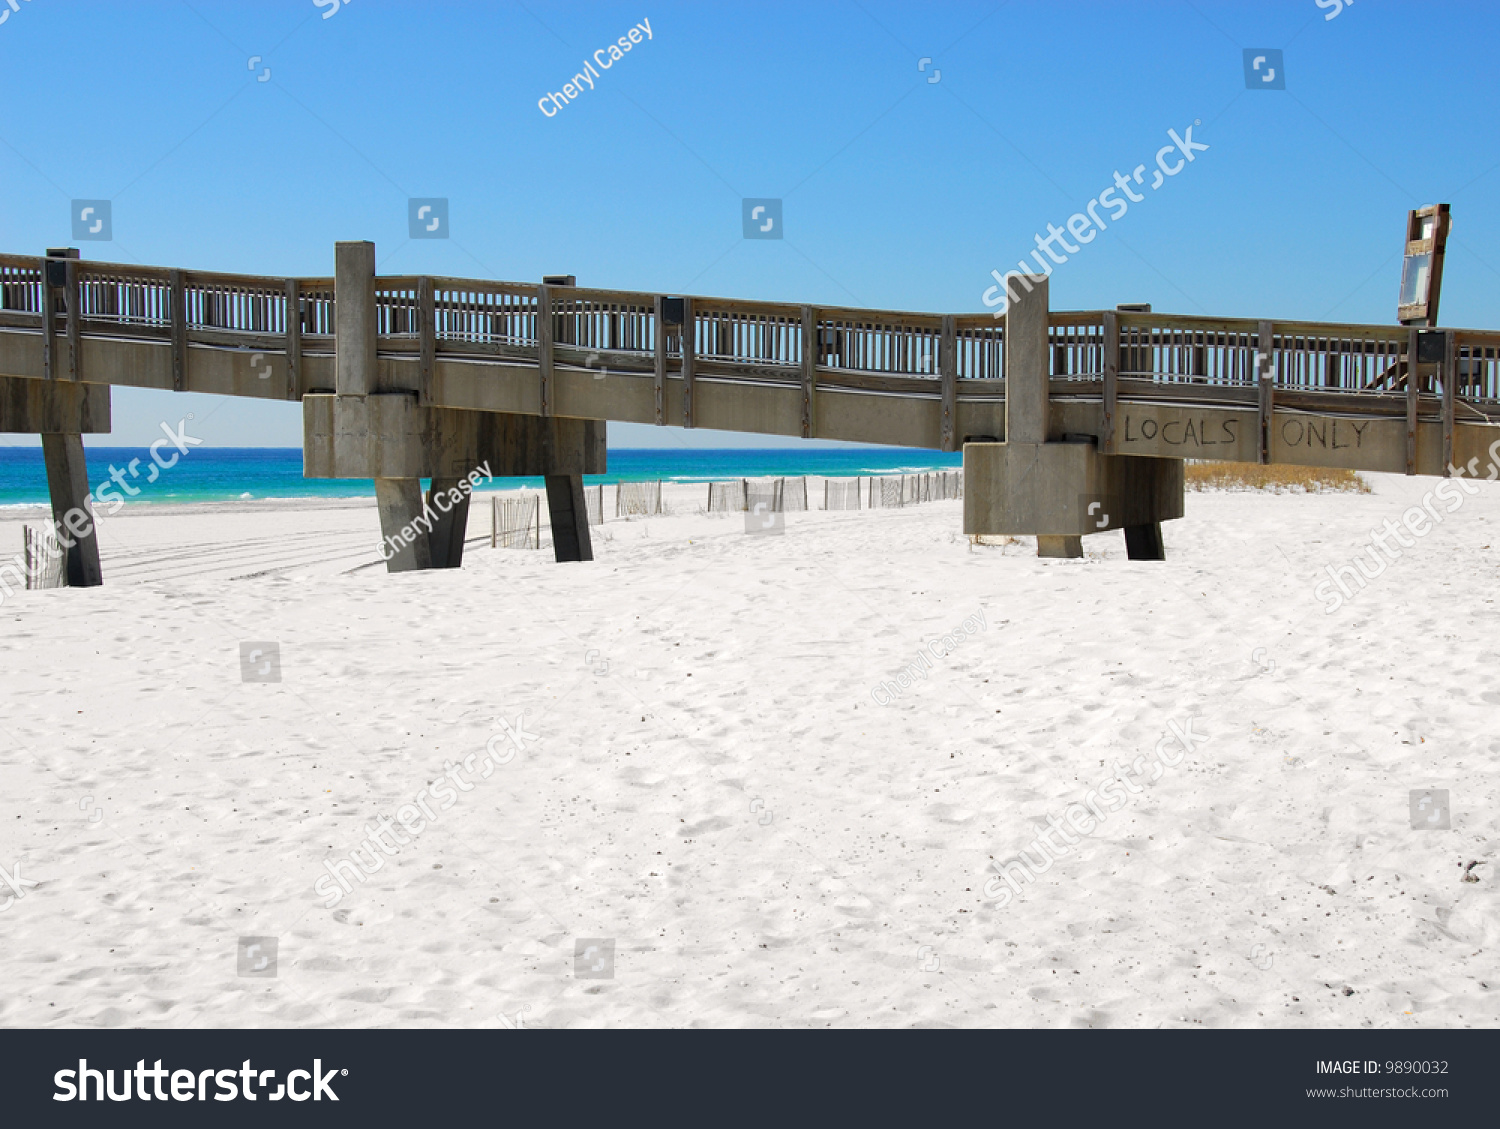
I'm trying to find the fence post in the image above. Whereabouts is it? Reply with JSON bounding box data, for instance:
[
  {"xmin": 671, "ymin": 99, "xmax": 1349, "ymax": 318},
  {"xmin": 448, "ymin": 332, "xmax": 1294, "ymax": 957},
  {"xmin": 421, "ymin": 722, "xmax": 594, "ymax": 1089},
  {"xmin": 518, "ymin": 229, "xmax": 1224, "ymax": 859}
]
[
  {"xmin": 1101, "ymin": 310, "xmax": 1118, "ymax": 455},
  {"xmin": 538, "ymin": 283, "xmax": 554, "ymax": 417},
  {"xmin": 1406, "ymin": 327, "xmax": 1420, "ymax": 475},
  {"xmin": 801, "ymin": 305, "xmax": 817, "ymax": 439},
  {"xmin": 64, "ymin": 257, "xmax": 81, "ymax": 382},
  {"xmin": 170, "ymin": 269, "xmax": 187, "ymax": 392},
  {"xmin": 653, "ymin": 295, "xmax": 667, "ymax": 426},
  {"xmin": 682, "ymin": 298, "xmax": 696, "ymax": 429},
  {"xmin": 940, "ymin": 314, "xmax": 957, "ymax": 452},
  {"xmin": 41, "ymin": 255, "xmax": 58, "ymax": 381},
  {"xmin": 417, "ymin": 276, "xmax": 435, "ymax": 407},
  {"xmin": 1443, "ymin": 330, "xmax": 1456, "ymax": 475},
  {"xmin": 285, "ymin": 278, "xmax": 302, "ymax": 401},
  {"xmin": 1257, "ymin": 320, "xmax": 1274, "ymax": 465}
]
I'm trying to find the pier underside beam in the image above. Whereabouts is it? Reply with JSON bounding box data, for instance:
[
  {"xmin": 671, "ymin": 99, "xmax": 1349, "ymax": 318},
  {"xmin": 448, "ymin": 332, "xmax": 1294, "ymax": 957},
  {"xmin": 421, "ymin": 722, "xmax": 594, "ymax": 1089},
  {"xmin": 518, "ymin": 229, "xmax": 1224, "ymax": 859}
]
[{"xmin": 305, "ymin": 394, "xmax": 606, "ymax": 570}]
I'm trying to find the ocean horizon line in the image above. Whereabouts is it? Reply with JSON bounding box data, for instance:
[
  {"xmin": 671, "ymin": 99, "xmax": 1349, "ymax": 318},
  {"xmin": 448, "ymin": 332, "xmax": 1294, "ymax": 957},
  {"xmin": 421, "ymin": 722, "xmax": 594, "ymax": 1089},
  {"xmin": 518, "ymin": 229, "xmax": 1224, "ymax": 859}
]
[{"xmin": 0, "ymin": 446, "xmax": 961, "ymax": 507}]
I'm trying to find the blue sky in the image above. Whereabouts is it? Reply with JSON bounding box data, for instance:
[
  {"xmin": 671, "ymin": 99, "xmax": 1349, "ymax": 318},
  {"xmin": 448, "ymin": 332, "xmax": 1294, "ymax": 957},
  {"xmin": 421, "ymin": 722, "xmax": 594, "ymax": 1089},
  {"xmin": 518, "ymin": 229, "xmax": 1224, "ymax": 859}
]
[{"xmin": 2, "ymin": 0, "xmax": 1496, "ymax": 448}]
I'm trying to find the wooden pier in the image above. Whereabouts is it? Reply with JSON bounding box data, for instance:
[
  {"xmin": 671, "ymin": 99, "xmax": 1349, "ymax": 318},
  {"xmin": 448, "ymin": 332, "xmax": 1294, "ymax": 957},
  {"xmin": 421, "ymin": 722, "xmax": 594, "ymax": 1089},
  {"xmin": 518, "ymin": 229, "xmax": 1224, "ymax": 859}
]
[{"xmin": 2, "ymin": 242, "xmax": 1497, "ymax": 574}]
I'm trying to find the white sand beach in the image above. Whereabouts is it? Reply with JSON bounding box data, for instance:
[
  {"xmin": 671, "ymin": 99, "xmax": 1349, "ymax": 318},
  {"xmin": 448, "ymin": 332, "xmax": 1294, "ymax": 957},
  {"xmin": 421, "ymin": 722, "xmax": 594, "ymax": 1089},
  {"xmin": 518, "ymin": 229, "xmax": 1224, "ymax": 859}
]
[{"xmin": 0, "ymin": 473, "xmax": 1496, "ymax": 1029}]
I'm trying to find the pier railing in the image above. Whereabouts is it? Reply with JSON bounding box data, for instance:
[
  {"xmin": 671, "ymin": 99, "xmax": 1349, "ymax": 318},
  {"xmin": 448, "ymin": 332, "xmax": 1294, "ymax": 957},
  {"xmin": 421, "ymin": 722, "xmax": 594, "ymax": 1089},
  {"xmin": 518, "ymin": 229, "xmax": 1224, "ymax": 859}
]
[{"xmin": 2, "ymin": 252, "xmax": 1497, "ymax": 412}]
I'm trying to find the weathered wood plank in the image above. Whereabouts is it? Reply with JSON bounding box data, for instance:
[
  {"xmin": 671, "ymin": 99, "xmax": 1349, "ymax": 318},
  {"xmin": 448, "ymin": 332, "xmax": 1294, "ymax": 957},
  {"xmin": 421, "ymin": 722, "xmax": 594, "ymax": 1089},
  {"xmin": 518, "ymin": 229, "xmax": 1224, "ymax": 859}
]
[
  {"xmin": 64, "ymin": 259, "xmax": 81, "ymax": 382},
  {"xmin": 1406, "ymin": 328, "xmax": 1419, "ymax": 474},
  {"xmin": 285, "ymin": 278, "xmax": 302, "ymax": 401},
  {"xmin": 1257, "ymin": 319, "xmax": 1273, "ymax": 464},
  {"xmin": 170, "ymin": 269, "xmax": 187, "ymax": 392},
  {"xmin": 653, "ymin": 296, "xmax": 666, "ymax": 426},
  {"xmin": 538, "ymin": 283, "xmax": 554, "ymax": 418},
  {"xmin": 1101, "ymin": 310, "xmax": 1119, "ymax": 454},
  {"xmin": 40, "ymin": 262, "xmax": 57, "ymax": 382},
  {"xmin": 417, "ymin": 276, "xmax": 435, "ymax": 407},
  {"xmin": 1443, "ymin": 329, "xmax": 1456, "ymax": 474},
  {"xmin": 682, "ymin": 297, "xmax": 696, "ymax": 430},
  {"xmin": 939, "ymin": 314, "xmax": 956, "ymax": 451}
]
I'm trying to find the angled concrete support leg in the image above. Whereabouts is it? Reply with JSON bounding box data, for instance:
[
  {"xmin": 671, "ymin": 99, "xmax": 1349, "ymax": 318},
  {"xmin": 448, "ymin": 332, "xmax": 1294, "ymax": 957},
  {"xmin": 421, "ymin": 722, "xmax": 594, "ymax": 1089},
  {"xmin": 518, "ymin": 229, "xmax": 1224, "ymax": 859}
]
[
  {"xmin": 41, "ymin": 433, "xmax": 102, "ymax": 587},
  {"xmin": 1036, "ymin": 535, "xmax": 1083, "ymax": 559},
  {"xmin": 425, "ymin": 477, "xmax": 471, "ymax": 569},
  {"xmin": 375, "ymin": 477, "xmax": 431, "ymax": 572},
  {"xmin": 1124, "ymin": 522, "xmax": 1166, "ymax": 560},
  {"xmin": 544, "ymin": 474, "xmax": 593, "ymax": 562}
]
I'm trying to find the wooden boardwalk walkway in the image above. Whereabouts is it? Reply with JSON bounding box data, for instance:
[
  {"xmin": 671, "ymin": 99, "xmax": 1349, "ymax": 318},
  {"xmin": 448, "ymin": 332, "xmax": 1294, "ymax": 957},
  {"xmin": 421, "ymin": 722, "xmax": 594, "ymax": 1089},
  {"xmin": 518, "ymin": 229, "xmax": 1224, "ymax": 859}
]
[
  {"xmin": 3, "ymin": 242, "xmax": 1499, "ymax": 574},
  {"xmin": 3, "ymin": 249, "xmax": 1498, "ymax": 476}
]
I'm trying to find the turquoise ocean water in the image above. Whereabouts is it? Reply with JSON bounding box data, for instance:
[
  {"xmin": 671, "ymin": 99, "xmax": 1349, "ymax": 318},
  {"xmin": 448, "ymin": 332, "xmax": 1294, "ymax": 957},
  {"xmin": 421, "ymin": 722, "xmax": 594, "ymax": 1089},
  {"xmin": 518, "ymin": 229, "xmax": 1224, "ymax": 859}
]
[{"xmin": 0, "ymin": 448, "xmax": 962, "ymax": 507}]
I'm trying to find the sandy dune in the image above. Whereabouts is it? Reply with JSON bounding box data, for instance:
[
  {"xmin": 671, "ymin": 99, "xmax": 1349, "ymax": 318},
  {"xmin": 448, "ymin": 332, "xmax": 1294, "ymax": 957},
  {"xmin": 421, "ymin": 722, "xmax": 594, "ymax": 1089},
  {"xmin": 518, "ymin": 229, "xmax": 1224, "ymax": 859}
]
[{"xmin": 0, "ymin": 473, "xmax": 1495, "ymax": 1028}]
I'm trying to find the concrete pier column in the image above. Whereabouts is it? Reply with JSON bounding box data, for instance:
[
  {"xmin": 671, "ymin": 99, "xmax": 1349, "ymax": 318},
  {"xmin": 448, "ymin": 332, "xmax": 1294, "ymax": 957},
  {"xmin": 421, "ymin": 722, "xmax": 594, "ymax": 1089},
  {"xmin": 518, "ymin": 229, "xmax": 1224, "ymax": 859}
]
[
  {"xmin": 335, "ymin": 241, "xmax": 377, "ymax": 398},
  {"xmin": 1037, "ymin": 535, "xmax": 1083, "ymax": 559},
  {"xmin": 964, "ymin": 272, "xmax": 1184, "ymax": 558},
  {"xmin": 41, "ymin": 432, "xmax": 102, "ymax": 587},
  {"xmin": 1005, "ymin": 275, "xmax": 1050, "ymax": 445},
  {"xmin": 544, "ymin": 474, "xmax": 593, "ymax": 562},
  {"xmin": 375, "ymin": 477, "xmax": 431, "ymax": 572},
  {"xmin": 308, "ymin": 241, "xmax": 607, "ymax": 571},
  {"xmin": 1124, "ymin": 523, "xmax": 1166, "ymax": 560},
  {"xmin": 425, "ymin": 477, "xmax": 471, "ymax": 569},
  {"xmin": 1005, "ymin": 276, "xmax": 1066, "ymax": 561}
]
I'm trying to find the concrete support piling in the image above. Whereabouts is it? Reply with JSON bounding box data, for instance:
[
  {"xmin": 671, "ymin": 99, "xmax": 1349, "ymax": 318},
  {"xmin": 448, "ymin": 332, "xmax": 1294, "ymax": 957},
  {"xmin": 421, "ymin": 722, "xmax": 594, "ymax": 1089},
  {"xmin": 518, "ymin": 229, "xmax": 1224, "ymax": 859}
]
[
  {"xmin": 1124, "ymin": 523, "xmax": 1166, "ymax": 561},
  {"xmin": 1037, "ymin": 535, "xmax": 1083, "ymax": 559},
  {"xmin": 425, "ymin": 477, "xmax": 470, "ymax": 569},
  {"xmin": 335, "ymin": 241, "xmax": 378, "ymax": 398},
  {"xmin": 309, "ymin": 243, "xmax": 606, "ymax": 572},
  {"xmin": 41, "ymin": 432, "xmax": 103, "ymax": 587},
  {"xmin": 375, "ymin": 477, "xmax": 432, "ymax": 572},
  {"xmin": 1005, "ymin": 276, "xmax": 1050, "ymax": 445},
  {"xmin": 544, "ymin": 474, "xmax": 593, "ymax": 562}
]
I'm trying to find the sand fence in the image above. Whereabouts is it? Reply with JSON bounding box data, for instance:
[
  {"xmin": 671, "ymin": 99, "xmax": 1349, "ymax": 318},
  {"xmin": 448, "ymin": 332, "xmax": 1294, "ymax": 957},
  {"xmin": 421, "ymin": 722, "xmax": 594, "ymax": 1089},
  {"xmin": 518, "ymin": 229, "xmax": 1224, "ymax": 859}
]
[
  {"xmin": 486, "ymin": 473, "xmax": 960, "ymax": 550},
  {"xmin": 707, "ymin": 472, "xmax": 962, "ymax": 513},
  {"xmin": 616, "ymin": 481, "xmax": 663, "ymax": 516},
  {"xmin": 490, "ymin": 481, "xmax": 664, "ymax": 551},
  {"xmin": 491, "ymin": 495, "xmax": 541, "ymax": 550},
  {"xmin": 19, "ymin": 524, "xmax": 66, "ymax": 590}
]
